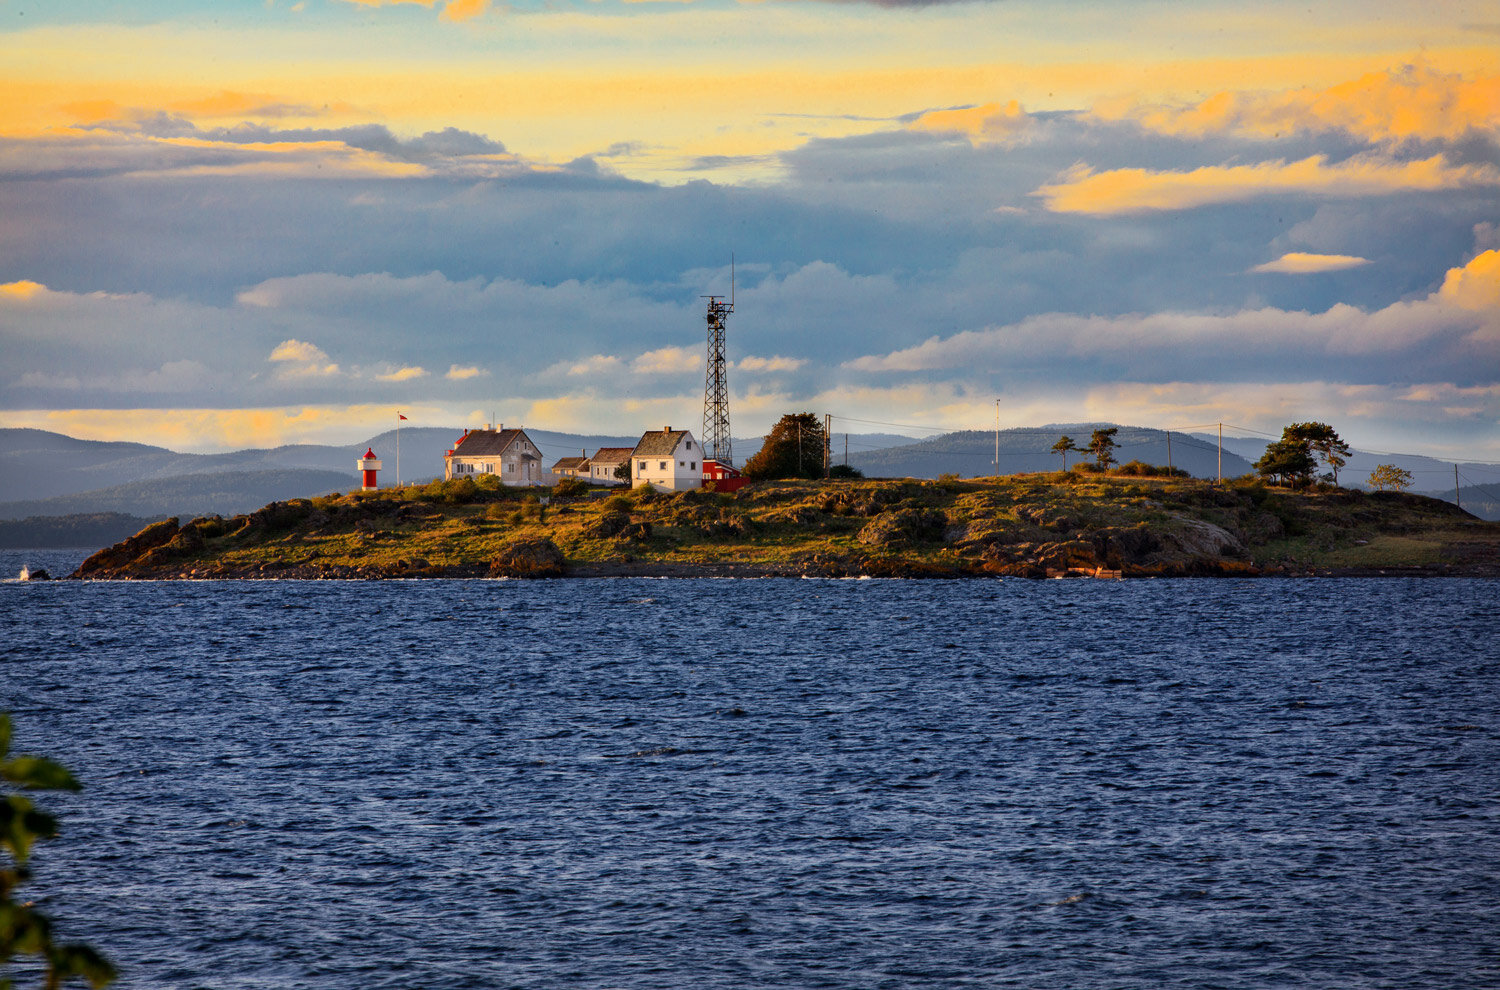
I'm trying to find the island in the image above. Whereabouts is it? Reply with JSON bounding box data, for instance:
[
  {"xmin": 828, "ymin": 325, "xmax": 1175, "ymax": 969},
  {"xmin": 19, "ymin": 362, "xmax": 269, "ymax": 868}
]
[{"xmin": 69, "ymin": 474, "xmax": 1499, "ymax": 580}]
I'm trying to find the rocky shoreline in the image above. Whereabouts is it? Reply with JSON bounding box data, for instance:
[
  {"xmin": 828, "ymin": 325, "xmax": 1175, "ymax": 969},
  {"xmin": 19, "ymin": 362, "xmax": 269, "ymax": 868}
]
[{"xmin": 63, "ymin": 477, "xmax": 1500, "ymax": 582}]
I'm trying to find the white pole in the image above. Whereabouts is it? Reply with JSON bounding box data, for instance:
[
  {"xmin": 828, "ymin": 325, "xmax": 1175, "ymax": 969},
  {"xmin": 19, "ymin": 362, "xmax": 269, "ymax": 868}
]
[
  {"xmin": 994, "ymin": 398, "xmax": 999, "ymax": 476},
  {"xmin": 396, "ymin": 412, "xmax": 402, "ymax": 487}
]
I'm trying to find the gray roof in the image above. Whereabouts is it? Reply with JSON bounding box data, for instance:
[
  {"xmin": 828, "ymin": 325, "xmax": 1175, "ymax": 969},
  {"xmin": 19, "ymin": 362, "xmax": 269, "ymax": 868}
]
[
  {"xmin": 449, "ymin": 428, "xmax": 531, "ymax": 458},
  {"xmin": 552, "ymin": 456, "xmax": 589, "ymax": 471},
  {"xmin": 633, "ymin": 429, "xmax": 693, "ymax": 457},
  {"xmin": 589, "ymin": 446, "xmax": 633, "ymax": 466}
]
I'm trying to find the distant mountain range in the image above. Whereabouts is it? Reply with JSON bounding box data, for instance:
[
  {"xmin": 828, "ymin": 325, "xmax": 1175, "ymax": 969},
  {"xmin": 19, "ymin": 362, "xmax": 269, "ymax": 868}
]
[
  {"xmin": 846, "ymin": 424, "xmax": 1254, "ymax": 480},
  {"xmin": 0, "ymin": 426, "xmax": 900, "ymax": 527},
  {"xmin": 3, "ymin": 423, "xmax": 1496, "ymax": 542}
]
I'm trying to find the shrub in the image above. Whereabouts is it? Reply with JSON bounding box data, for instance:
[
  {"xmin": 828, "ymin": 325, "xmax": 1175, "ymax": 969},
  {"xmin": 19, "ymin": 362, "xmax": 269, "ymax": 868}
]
[
  {"xmin": 603, "ymin": 495, "xmax": 634, "ymax": 514},
  {"xmin": 553, "ymin": 477, "xmax": 591, "ymax": 499}
]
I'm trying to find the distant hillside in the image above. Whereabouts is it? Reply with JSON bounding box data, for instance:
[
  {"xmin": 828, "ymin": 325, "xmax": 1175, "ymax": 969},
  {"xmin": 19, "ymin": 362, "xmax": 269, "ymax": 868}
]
[
  {"xmin": 0, "ymin": 512, "xmax": 162, "ymax": 549},
  {"xmin": 1201, "ymin": 434, "xmax": 1500, "ymax": 496},
  {"xmin": 0, "ymin": 426, "xmax": 915, "ymax": 514},
  {"xmin": 0, "ymin": 469, "xmax": 353, "ymax": 521},
  {"xmin": 849, "ymin": 425, "xmax": 1254, "ymax": 480},
  {"xmin": 1421, "ymin": 485, "xmax": 1500, "ymax": 522}
]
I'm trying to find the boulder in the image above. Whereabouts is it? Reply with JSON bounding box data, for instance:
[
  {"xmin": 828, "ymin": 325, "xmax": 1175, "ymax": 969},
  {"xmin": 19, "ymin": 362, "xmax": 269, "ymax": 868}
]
[
  {"xmin": 488, "ymin": 537, "xmax": 566, "ymax": 578},
  {"xmin": 858, "ymin": 508, "xmax": 947, "ymax": 548}
]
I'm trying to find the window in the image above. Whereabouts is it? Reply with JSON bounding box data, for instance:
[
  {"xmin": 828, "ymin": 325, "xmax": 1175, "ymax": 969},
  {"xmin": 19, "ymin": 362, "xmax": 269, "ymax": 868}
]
[
  {"xmin": 686, "ymin": 440, "xmax": 693, "ymax": 449},
  {"xmin": 690, "ymin": 462, "xmax": 696, "ymax": 470},
  {"xmin": 659, "ymin": 461, "xmax": 667, "ymax": 470},
  {"xmin": 639, "ymin": 460, "xmax": 647, "ymax": 472}
]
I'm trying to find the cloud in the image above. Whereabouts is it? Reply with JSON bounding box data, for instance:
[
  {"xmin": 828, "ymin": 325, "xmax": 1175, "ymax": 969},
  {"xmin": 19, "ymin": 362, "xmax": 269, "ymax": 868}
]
[
  {"xmin": 336, "ymin": 0, "xmax": 488, "ymax": 20},
  {"xmin": 631, "ymin": 346, "xmax": 700, "ymax": 375},
  {"xmin": 0, "ymin": 403, "xmax": 455, "ymax": 453},
  {"xmin": 1111, "ymin": 66, "xmax": 1500, "ymax": 146},
  {"xmin": 445, "ymin": 364, "xmax": 486, "ymax": 380},
  {"xmin": 1251, "ymin": 253, "xmax": 1371, "ymax": 274},
  {"xmin": 0, "ymin": 280, "xmax": 48, "ymax": 301},
  {"xmin": 1438, "ymin": 248, "xmax": 1500, "ymax": 312},
  {"xmin": 845, "ymin": 250, "xmax": 1500, "ymax": 383},
  {"xmin": 1034, "ymin": 154, "xmax": 1500, "ymax": 215},
  {"xmin": 737, "ymin": 355, "xmax": 807, "ymax": 372},
  {"xmin": 908, "ymin": 101, "xmax": 1039, "ymax": 145},
  {"xmin": 269, "ymin": 339, "xmax": 341, "ymax": 377},
  {"xmin": 376, "ymin": 365, "xmax": 428, "ymax": 382}
]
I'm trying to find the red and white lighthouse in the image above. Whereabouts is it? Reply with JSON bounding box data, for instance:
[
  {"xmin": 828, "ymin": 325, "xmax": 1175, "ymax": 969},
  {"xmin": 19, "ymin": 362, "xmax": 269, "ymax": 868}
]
[{"xmin": 357, "ymin": 448, "xmax": 383, "ymax": 491}]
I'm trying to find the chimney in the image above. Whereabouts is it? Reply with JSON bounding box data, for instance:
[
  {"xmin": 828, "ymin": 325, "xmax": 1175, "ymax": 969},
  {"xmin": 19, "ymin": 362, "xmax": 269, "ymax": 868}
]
[{"xmin": 663, "ymin": 425, "xmax": 672, "ymax": 433}]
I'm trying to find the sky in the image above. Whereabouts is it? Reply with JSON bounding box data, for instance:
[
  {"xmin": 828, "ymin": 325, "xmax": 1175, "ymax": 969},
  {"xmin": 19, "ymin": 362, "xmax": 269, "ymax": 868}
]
[{"xmin": 0, "ymin": 0, "xmax": 1497, "ymax": 460}]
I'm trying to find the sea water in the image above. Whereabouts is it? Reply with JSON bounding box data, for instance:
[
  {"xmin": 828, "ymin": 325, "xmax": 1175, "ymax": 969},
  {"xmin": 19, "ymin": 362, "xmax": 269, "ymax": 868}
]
[{"xmin": 2, "ymin": 569, "xmax": 1497, "ymax": 989}]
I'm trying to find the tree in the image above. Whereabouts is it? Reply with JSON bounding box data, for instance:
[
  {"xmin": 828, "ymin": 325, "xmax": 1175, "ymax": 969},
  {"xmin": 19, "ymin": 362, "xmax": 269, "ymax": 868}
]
[
  {"xmin": 1367, "ymin": 464, "xmax": 1413, "ymax": 492},
  {"xmin": 1051, "ymin": 435, "xmax": 1083, "ymax": 471},
  {"xmin": 1, "ymin": 714, "xmax": 115, "ymax": 989},
  {"xmin": 743, "ymin": 413, "xmax": 828, "ymax": 480},
  {"xmin": 1088, "ymin": 428, "xmax": 1118, "ymax": 470},
  {"xmin": 1285, "ymin": 422, "xmax": 1351, "ymax": 485},
  {"xmin": 1255, "ymin": 436, "xmax": 1317, "ymax": 487},
  {"xmin": 614, "ymin": 460, "xmax": 631, "ymax": 482}
]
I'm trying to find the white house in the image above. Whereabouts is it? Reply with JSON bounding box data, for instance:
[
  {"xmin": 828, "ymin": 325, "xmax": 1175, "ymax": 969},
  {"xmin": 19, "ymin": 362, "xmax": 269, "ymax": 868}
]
[
  {"xmin": 551, "ymin": 454, "xmax": 590, "ymax": 481},
  {"xmin": 631, "ymin": 427, "xmax": 703, "ymax": 492},
  {"xmin": 445, "ymin": 426, "xmax": 543, "ymax": 485},
  {"xmin": 586, "ymin": 447, "xmax": 633, "ymax": 487}
]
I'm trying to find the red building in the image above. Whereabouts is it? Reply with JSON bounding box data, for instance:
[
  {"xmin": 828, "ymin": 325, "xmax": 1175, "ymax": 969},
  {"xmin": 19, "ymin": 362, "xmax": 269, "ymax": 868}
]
[{"xmin": 702, "ymin": 459, "xmax": 749, "ymax": 492}]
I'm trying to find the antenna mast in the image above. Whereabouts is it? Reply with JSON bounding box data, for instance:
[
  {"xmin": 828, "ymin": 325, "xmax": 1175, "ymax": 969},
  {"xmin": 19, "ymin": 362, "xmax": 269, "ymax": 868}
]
[{"xmin": 702, "ymin": 258, "xmax": 734, "ymax": 467}]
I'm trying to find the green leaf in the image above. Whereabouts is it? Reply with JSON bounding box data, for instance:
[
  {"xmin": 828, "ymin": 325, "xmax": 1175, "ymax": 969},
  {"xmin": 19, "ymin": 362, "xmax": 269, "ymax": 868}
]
[
  {"xmin": 1, "ymin": 795, "xmax": 58, "ymax": 864},
  {"xmin": 0, "ymin": 714, "xmax": 11, "ymax": 760},
  {"xmin": 48, "ymin": 944, "xmax": 118, "ymax": 989},
  {"xmin": 1, "ymin": 758, "xmax": 81, "ymax": 793}
]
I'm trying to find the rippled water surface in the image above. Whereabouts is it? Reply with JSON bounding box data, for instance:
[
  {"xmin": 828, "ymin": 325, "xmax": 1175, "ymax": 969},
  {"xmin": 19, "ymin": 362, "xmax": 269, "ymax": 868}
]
[{"xmin": 2, "ymin": 572, "xmax": 1497, "ymax": 989}]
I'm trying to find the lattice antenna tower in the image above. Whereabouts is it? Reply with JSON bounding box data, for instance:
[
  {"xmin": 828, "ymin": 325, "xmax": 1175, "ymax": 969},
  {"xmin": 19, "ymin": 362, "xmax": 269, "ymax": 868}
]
[{"xmin": 701, "ymin": 258, "xmax": 734, "ymax": 466}]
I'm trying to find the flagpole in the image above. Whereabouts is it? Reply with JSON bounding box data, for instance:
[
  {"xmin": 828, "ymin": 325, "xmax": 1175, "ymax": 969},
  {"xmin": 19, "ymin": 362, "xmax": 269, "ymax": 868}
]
[{"xmin": 396, "ymin": 412, "xmax": 402, "ymax": 487}]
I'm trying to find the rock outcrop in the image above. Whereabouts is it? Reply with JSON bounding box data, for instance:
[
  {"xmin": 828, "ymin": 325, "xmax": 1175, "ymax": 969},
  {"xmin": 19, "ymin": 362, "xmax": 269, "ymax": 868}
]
[{"xmin": 487, "ymin": 537, "xmax": 566, "ymax": 578}]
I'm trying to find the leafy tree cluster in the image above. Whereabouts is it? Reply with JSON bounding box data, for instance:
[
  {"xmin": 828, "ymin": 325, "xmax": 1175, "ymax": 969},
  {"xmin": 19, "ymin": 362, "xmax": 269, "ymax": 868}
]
[
  {"xmin": 743, "ymin": 413, "xmax": 829, "ymax": 480},
  {"xmin": 2, "ymin": 714, "xmax": 115, "ymax": 989},
  {"xmin": 1255, "ymin": 422, "xmax": 1350, "ymax": 488},
  {"xmin": 1051, "ymin": 429, "xmax": 1118, "ymax": 471},
  {"xmin": 1368, "ymin": 464, "xmax": 1414, "ymax": 492}
]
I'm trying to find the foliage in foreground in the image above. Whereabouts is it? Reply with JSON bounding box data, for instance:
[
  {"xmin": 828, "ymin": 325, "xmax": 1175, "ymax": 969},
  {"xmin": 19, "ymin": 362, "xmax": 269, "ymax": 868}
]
[{"xmin": 1, "ymin": 715, "xmax": 115, "ymax": 990}]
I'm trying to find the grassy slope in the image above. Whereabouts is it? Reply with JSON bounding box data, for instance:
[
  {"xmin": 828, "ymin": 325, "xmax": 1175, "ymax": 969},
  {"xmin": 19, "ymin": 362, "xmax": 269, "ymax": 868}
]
[{"xmin": 71, "ymin": 473, "xmax": 1499, "ymax": 579}]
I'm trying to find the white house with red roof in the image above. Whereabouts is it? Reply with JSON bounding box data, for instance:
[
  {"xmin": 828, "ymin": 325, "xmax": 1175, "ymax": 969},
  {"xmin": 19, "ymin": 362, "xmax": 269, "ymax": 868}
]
[
  {"xmin": 631, "ymin": 427, "xmax": 703, "ymax": 492},
  {"xmin": 444, "ymin": 426, "xmax": 544, "ymax": 485}
]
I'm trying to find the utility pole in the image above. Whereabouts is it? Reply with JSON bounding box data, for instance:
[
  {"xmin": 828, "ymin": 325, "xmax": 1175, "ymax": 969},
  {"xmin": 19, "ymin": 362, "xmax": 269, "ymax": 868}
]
[
  {"xmin": 1217, "ymin": 423, "xmax": 1223, "ymax": 485},
  {"xmin": 1456, "ymin": 465, "xmax": 1462, "ymax": 509},
  {"xmin": 844, "ymin": 433, "xmax": 848, "ymax": 467},
  {"xmin": 1165, "ymin": 429, "xmax": 1172, "ymax": 474},
  {"xmin": 824, "ymin": 414, "xmax": 831, "ymax": 479},
  {"xmin": 994, "ymin": 399, "xmax": 1000, "ymax": 477},
  {"xmin": 797, "ymin": 418, "xmax": 803, "ymax": 476}
]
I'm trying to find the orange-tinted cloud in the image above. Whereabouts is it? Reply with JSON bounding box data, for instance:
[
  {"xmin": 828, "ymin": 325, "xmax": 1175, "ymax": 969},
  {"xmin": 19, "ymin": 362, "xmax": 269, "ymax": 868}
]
[
  {"xmin": 1251, "ymin": 253, "xmax": 1371, "ymax": 274},
  {"xmin": 0, "ymin": 404, "xmax": 451, "ymax": 452},
  {"xmin": 337, "ymin": 0, "xmax": 486, "ymax": 20},
  {"xmin": 1112, "ymin": 65, "xmax": 1500, "ymax": 144},
  {"xmin": 1034, "ymin": 154, "xmax": 1500, "ymax": 215},
  {"xmin": 269, "ymin": 339, "xmax": 340, "ymax": 377},
  {"xmin": 1438, "ymin": 249, "xmax": 1500, "ymax": 312},
  {"xmin": 909, "ymin": 100, "xmax": 1035, "ymax": 145},
  {"xmin": 440, "ymin": 0, "xmax": 488, "ymax": 21},
  {"xmin": 376, "ymin": 365, "xmax": 428, "ymax": 382},
  {"xmin": 0, "ymin": 280, "xmax": 48, "ymax": 301}
]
